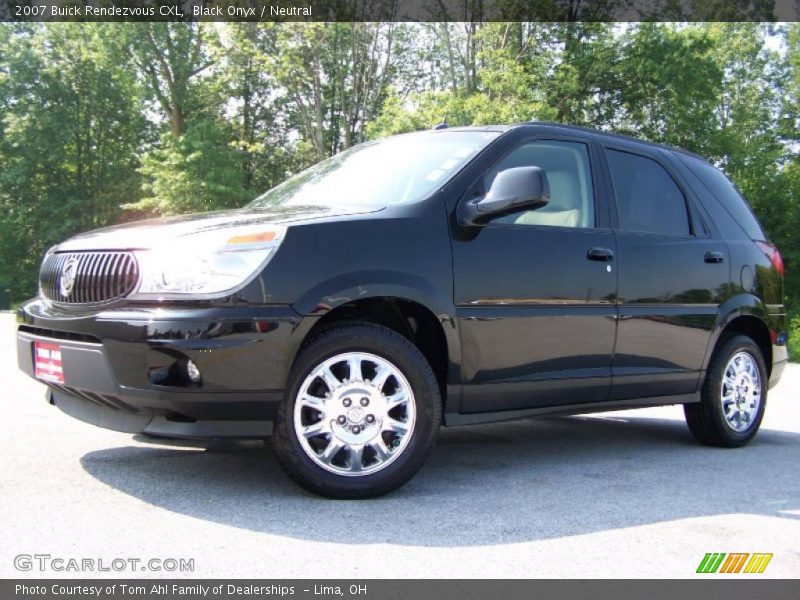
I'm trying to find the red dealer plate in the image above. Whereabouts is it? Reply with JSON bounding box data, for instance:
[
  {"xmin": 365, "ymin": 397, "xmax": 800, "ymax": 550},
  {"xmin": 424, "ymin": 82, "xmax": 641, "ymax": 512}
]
[{"xmin": 34, "ymin": 341, "xmax": 64, "ymax": 384}]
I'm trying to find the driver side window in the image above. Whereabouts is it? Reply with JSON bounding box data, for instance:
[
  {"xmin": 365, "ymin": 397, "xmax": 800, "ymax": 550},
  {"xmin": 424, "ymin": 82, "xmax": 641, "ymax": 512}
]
[{"xmin": 485, "ymin": 140, "xmax": 595, "ymax": 228}]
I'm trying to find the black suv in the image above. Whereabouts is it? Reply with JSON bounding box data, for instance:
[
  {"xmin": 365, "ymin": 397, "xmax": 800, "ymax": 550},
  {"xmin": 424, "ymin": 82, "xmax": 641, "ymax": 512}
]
[{"xmin": 17, "ymin": 123, "xmax": 788, "ymax": 498}]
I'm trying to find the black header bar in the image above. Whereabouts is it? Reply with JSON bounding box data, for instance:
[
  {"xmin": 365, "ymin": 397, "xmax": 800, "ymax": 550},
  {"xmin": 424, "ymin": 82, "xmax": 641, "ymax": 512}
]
[{"xmin": 2, "ymin": 0, "xmax": 800, "ymax": 22}]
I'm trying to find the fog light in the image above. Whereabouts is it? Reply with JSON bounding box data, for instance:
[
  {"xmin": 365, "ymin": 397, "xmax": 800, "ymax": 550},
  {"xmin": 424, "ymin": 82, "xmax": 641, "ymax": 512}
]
[{"xmin": 185, "ymin": 359, "xmax": 201, "ymax": 383}]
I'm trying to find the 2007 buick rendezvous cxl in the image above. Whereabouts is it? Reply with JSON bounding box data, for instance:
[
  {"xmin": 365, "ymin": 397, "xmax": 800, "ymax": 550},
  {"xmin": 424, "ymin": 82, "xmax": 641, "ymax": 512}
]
[{"xmin": 17, "ymin": 123, "xmax": 787, "ymax": 498}]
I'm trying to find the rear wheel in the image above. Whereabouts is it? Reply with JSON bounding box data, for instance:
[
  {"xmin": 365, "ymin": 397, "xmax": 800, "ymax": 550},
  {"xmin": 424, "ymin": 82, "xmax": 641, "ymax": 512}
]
[
  {"xmin": 273, "ymin": 323, "xmax": 441, "ymax": 498},
  {"xmin": 684, "ymin": 334, "xmax": 767, "ymax": 447}
]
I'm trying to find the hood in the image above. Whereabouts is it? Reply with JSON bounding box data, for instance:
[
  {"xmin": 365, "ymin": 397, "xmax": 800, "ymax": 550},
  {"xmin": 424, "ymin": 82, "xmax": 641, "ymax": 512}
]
[{"xmin": 55, "ymin": 204, "xmax": 382, "ymax": 252}]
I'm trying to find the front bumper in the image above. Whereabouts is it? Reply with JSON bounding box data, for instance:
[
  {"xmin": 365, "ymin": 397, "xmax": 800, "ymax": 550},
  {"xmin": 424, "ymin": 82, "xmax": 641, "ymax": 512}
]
[{"xmin": 17, "ymin": 299, "xmax": 317, "ymax": 437}]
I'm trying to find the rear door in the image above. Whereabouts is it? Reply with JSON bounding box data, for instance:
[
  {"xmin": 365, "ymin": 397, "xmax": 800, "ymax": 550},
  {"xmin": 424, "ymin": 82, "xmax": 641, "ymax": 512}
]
[
  {"xmin": 452, "ymin": 134, "xmax": 618, "ymax": 414},
  {"xmin": 602, "ymin": 145, "xmax": 729, "ymax": 400}
]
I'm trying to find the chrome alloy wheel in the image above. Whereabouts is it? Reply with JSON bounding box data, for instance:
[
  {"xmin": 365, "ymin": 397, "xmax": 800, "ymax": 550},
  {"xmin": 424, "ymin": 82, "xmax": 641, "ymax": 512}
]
[
  {"xmin": 720, "ymin": 351, "xmax": 762, "ymax": 433},
  {"xmin": 293, "ymin": 352, "xmax": 416, "ymax": 476}
]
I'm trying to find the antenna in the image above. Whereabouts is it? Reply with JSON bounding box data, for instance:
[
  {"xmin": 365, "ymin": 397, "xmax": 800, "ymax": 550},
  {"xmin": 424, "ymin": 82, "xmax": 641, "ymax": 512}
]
[{"xmin": 432, "ymin": 113, "xmax": 449, "ymax": 130}]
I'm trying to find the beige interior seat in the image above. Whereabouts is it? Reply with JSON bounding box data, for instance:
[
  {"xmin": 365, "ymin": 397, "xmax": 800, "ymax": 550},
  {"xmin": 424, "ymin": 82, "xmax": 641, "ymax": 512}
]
[{"xmin": 514, "ymin": 171, "xmax": 580, "ymax": 227}]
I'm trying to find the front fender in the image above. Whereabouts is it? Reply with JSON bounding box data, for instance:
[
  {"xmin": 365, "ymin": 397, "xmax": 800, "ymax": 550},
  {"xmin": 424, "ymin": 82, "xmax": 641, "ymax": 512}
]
[{"xmin": 290, "ymin": 269, "xmax": 461, "ymax": 367}]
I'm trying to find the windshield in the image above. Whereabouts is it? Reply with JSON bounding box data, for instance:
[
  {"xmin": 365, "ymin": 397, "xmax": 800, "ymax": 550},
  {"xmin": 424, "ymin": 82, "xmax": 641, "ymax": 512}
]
[{"xmin": 248, "ymin": 130, "xmax": 500, "ymax": 208}]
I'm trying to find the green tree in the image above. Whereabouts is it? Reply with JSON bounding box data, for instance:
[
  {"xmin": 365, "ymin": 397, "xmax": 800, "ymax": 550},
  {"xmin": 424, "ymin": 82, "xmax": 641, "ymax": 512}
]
[
  {"xmin": 216, "ymin": 23, "xmax": 309, "ymax": 195},
  {"xmin": 123, "ymin": 23, "xmax": 249, "ymax": 215},
  {"xmin": 614, "ymin": 24, "xmax": 721, "ymax": 146},
  {"xmin": 545, "ymin": 23, "xmax": 619, "ymax": 126},
  {"xmin": 271, "ymin": 22, "xmax": 408, "ymax": 160},
  {"xmin": 0, "ymin": 24, "xmax": 145, "ymax": 301},
  {"xmin": 126, "ymin": 23, "xmax": 214, "ymax": 137}
]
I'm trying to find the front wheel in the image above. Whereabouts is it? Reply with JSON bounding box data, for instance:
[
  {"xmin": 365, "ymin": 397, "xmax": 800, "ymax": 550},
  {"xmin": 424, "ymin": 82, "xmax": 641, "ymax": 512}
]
[
  {"xmin": 273, "ymin": 323, "xmax": 441, "ymax": 498},
  {"xmin": 684, "ymin": 334, "xmax": 767, "ymax": 447}
]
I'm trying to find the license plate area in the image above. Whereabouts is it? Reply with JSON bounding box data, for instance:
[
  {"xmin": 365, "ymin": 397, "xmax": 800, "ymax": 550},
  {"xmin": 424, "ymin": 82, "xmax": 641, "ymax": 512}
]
[{"xmin": 34, "ymin": 341, "xmax": 64, "ymax": 383}]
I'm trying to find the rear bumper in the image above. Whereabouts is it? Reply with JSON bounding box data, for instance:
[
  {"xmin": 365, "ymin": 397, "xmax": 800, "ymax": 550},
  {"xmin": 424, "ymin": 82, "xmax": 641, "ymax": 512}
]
[
  {"xmin": 768, "ymin": 314, "xmax": 789, "ymax": 390},
  {"xmin": 769, "ymin": 358, "xmax": 788, "ymax": 389},
  {"xmin": 17, "ymin": 299, "xmax": 317, "ymax": 437}
]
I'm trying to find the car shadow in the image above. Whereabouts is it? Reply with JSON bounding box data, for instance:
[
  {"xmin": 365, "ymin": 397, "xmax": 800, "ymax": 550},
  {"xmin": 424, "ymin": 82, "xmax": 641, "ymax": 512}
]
[{"xmin": 80, "ymin": 415, "xmax": 800, "ymax": 546}]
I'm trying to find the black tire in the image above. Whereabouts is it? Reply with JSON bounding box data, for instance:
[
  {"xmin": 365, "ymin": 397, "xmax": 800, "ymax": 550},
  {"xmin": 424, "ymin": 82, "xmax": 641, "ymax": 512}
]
[
  {"xmin": 272, "ymin": 323, "xmax": 441, "ymax": 498},
  {"xmin": 684, "ymin": 334, "xmax": 767, "ymax": 447}
]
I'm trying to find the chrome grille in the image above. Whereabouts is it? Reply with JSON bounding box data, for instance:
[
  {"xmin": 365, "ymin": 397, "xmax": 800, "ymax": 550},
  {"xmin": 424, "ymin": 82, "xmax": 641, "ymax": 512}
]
[{"xmin": 40, "ymin": 251, "xmax": 139, "ymax": 304}]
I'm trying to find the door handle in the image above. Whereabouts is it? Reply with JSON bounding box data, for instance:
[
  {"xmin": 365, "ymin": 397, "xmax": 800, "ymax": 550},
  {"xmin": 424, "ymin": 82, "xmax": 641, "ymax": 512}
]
[
  {"xmin": 587, "ymin": 247, "xmax": 614, "ymax": 262},
  {"xmin": 704, "ymin": 251, "xmax": 724, "ymax": 264}
]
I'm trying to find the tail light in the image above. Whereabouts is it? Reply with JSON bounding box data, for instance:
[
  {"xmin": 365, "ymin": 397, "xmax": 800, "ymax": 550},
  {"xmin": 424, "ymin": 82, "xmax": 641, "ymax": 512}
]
[{"xmin": 755, "ymin": 241, "xmax": 784, "ymax": 277}]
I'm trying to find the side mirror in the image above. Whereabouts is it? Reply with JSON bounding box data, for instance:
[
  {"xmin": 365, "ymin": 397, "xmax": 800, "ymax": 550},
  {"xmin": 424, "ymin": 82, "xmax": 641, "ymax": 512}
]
[{"xmin": 459, "ymin": 166, "xmax": 550, "ymax": 225}]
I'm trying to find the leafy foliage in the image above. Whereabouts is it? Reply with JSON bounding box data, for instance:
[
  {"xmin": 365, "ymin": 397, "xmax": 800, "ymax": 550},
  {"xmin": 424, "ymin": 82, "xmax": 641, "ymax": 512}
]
[
  {"xmin": 0, "ymin": 24, "xmax": 145, "ymax": 300},
  {"xmin": 0, "ymin": 22, "xmax": 799, "ymax": 367}
]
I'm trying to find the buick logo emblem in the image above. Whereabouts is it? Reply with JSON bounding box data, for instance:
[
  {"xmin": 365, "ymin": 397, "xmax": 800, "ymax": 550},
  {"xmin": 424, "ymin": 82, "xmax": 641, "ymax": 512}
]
[{"xmin": 59, "ymin": 257, "xmax": 79, "ymax": 297}]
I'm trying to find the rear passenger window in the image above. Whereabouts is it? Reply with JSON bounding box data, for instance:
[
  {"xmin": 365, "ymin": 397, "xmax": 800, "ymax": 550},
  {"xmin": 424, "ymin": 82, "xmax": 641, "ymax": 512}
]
[
  {"xmin": 680, "ymin": 155, "xmax": 766, "ymax": 241},
  {"xmin": 606, "ymin": 149, "xmax": 690, "ymax": 236}
]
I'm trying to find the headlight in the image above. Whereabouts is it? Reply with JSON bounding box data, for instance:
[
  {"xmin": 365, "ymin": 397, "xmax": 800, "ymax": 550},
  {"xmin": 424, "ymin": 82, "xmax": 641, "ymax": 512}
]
[{"xmin": 130, "ymin": 225, "xmax": 286, "ymax": 299}]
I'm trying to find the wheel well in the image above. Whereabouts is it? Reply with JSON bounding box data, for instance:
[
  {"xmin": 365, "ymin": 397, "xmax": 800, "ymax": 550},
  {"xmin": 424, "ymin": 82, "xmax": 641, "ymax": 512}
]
[
  {"xmin": 302, "ymin": 297, "xmax": 449, "ymax": 396},
  {"xmin": 718, "ymin": 315, "xmax": 773, "ymax": 375}
]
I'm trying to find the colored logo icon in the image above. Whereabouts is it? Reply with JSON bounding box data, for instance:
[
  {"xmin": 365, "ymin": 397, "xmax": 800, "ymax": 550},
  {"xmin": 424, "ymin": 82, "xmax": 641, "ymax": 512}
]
[{"xmin": 696, "ymin": 553, "xmax": 773, "ymax": 574}]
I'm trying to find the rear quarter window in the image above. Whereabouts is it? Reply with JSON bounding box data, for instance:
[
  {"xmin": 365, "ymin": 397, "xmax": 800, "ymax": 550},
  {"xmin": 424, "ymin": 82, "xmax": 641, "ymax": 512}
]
[{"xmin": 680, "ymin": 155, "xmax": 766, "ymax": 241}]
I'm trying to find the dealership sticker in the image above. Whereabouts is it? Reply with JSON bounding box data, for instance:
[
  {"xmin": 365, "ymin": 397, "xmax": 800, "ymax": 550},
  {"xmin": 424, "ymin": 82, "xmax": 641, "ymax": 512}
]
[{"xmin": 34, "ymin": 341, "xmax": 64, "ymax": 384}]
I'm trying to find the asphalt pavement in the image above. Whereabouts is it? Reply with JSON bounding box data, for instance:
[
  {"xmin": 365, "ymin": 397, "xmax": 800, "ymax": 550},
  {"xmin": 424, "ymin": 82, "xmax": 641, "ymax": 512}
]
[{"xmin": 1, "ymin": 312, "xmax": 798, "ymax": 578}]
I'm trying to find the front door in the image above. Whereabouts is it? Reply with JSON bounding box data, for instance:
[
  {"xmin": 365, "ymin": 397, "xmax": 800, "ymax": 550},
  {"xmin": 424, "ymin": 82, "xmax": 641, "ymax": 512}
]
[{"xmin": 452, "ymin": 138, "xmax": 618, "ymax": 414}]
